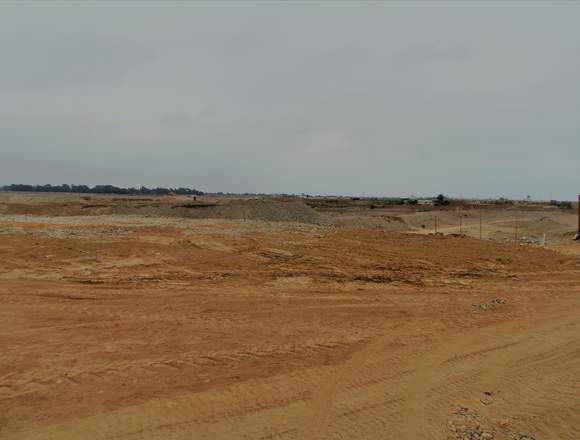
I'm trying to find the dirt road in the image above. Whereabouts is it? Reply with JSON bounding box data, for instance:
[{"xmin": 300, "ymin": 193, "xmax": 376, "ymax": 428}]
[{"xmin": 1, "ymin": 215, "xmax": 579, "ymax": 439}]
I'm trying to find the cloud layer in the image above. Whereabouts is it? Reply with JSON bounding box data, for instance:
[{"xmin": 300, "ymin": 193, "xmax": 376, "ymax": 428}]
[{"xmin": 1, "ymin": 2, "xmax": 579, "ymax": 199}]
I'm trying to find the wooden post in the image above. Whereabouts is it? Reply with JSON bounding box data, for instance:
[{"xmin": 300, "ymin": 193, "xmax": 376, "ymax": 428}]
[
  {"xmin": 514, "ymin": 210, "xmax": 519, "ymax": 244},
  {"xmin": 459, "ymin": 210, "xmax": 462, "ymax": 234},
  {"xmin": 479, "ymin": 208, "xmax": 482, "ymax": 240},
  {"xmin": 434, "ymin": 215, "xmax": 438, "ymax": 234},
  {"xmin": 577, "ymin": 195, "xmax": 580, "ymax": 238}
]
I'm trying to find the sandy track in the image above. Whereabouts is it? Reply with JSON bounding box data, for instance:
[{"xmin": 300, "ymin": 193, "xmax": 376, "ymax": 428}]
[{"xmin": 1, "ymin": 215, "xmax": 579, "ymax": 439}]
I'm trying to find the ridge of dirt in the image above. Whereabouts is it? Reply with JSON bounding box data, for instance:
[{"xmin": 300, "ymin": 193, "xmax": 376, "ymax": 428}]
[{"xmin": 0, "ymin": 195, "xmax": 327, "ymax": 225}]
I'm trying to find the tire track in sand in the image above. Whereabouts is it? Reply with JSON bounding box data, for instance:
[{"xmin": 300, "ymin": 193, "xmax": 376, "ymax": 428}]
[{"xmin": 298, "ymin": 320, "xmax": 434, "ymax": 440}]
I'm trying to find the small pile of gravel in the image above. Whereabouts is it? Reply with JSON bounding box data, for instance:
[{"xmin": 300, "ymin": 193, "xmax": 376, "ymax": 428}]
[
  {"xmin": 472, "ymin": 298, "xmax": 507, "ymax": 312},
  {"xmin": 170, "ymin": 199, "xmax": 327, "ymax": 224}
]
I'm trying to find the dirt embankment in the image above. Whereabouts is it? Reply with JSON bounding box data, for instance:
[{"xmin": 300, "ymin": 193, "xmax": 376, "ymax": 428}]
[
  {"xmin": 0, "ymin": 193, "xmax": 327, "ymax": 224},
  {"xmin": 1, "ymin": 192, "xmax": 578, "ymax": 242}
]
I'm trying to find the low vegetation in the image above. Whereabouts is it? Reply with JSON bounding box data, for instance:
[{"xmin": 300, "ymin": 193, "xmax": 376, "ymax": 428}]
[
  {"xmin": 1, "ymin": 184, "xmax": 204, "ymax": 196},
  {"xmin": 550, "ymin": 200, "xmax": 573, "ymax": 209}
]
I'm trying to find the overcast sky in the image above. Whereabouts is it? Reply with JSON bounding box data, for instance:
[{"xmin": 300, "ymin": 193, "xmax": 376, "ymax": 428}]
[{"xmin": 1, "ymin": 2, "xmax": 579, "ymax": 199}]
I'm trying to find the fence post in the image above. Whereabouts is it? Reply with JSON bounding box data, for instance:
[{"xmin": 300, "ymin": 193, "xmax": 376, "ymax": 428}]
[
  {"xmin": 514, "ymin": 210, "xmax": 519, "ymax": 244},
  {"xmin": 542, "ymin": 232, "xmax": 546, "ymax": 247},
  {"xmin": 577, "ymin": 195, "xmax": 580, "ymax": 239}
]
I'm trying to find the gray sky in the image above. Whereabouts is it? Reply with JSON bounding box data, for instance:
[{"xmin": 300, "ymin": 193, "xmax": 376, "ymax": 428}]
[{"xmin": 1, "ymin": 1, "xmax": 579, "ymax": 199}]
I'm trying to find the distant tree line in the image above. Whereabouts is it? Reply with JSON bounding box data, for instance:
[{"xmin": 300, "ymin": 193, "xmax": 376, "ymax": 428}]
[
  {"xmin": 1, "ymin": 184, "xmax": 204, "ymax": 196},
  {"xmin": 550, "ymin": 200, "xmax": 573, "ymax": 209}
]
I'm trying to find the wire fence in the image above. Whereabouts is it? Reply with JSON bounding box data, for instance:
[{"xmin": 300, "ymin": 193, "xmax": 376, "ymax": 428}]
[{"xmin": 429, "ymin": 208, "xmax": 566, "ymax": 247}]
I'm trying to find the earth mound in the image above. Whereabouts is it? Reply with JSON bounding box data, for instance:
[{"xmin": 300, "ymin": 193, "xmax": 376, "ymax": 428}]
[
  {"xmin": 170, "ymin": 199, "xmax": 326, "ymax": 224},
  {"xmin": 0, "ymin": 193, "xmax": 326, "ymax": 224}
]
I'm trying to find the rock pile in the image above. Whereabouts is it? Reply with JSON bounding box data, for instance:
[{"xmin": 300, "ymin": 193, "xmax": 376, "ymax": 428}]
[
  {"xmin": 447, "ymin": 406, "xmax": 538, "ymax": 440},
  {"xmin": 447, "ymin": 407, "xmax": 494, "ymax": 440}
]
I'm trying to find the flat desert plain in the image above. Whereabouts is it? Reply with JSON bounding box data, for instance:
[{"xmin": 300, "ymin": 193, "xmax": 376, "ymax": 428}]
[{"xmin": 1, "ymin": 208, "xmax": 580, "ymax": 439}]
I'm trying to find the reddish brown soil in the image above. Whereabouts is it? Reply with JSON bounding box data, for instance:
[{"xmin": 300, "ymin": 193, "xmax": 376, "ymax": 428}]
[{"xmin": 1, "ymin": 215, "xmax": 579, "ymax": 439}]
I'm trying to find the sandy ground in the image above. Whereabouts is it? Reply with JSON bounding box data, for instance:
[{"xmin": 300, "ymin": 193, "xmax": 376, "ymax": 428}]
[
  {"xmin": 1, "ymin": 213, "xmax": 580, "ymax": 439},
  {"xmin": 2, "ymin": 191, "xmax": 578, "ymax": 244}
]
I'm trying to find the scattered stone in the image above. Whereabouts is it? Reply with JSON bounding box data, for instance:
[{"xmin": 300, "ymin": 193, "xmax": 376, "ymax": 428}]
[
  {"xmin": 448, "ymin": 405, "xmax": 540, "ymax": 440},
  {"xmin": 448, "ymin": 406, "xmax": 500, "ymax": 440},
  {"xmin": 473, "ymin": 298, "xmax": 507, "ymax": 312},
  {"xmin": 449, "ymin": 424, "xmax": 494, "ymax": 440},
  {"xmin": 480, "ymin": 395, "xmax": 493, "ymax": 406},
  {"xmin": 510, "ymin": 433, "xmax": 537, "ymax": 440},
  {"xmin": 448, "ymin": 407, "xmax": 488, "ymax": 439},
  {"xmin": 76, "ymin": 279, "xmax": 105, "ymax": 285},
  {"xmin": 454, "ymin": 406, "xmax": 480, "ymax": 422},
  {"xmin": 518, "ymin": 236, "xmax": 541, "ymax": 246}
]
